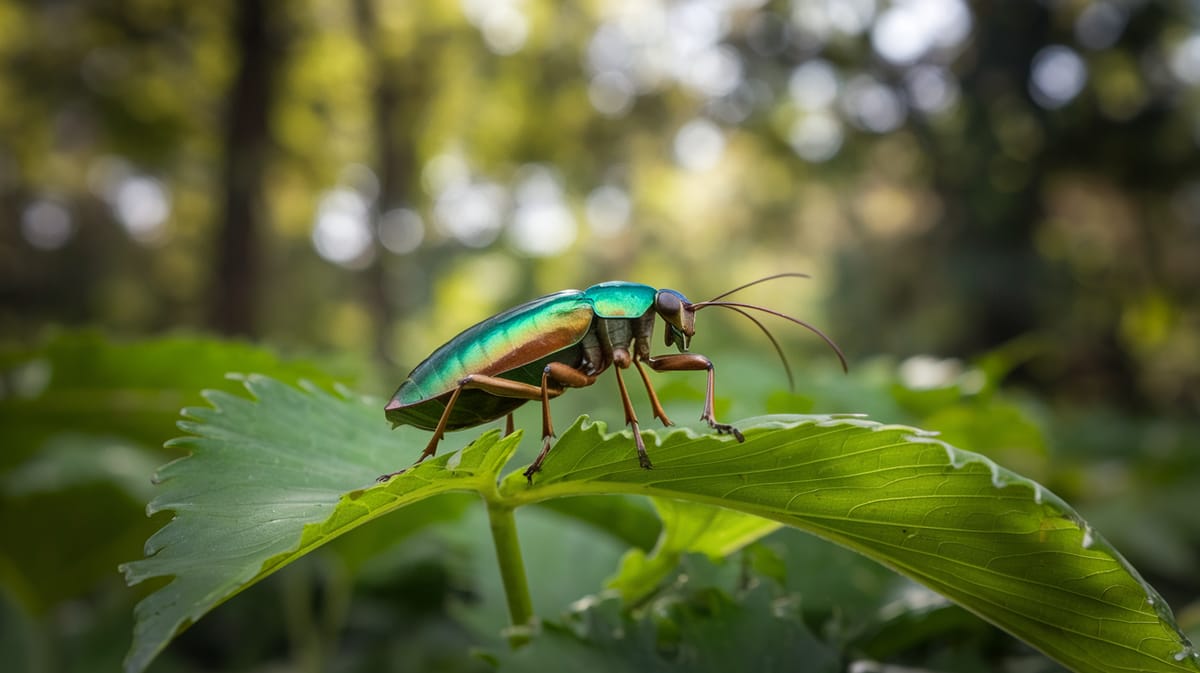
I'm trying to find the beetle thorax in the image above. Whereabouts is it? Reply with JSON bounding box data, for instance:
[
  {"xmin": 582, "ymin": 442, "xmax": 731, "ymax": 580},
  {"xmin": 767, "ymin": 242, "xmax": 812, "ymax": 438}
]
[{"xmin": 579, "ymin": 311, "xmax": 656, "ymax": 375}]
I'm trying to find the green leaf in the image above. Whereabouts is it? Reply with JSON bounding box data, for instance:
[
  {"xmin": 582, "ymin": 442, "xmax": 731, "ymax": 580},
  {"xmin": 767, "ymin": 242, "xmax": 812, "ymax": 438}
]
[
  {"xmin": 753, "ymin": 528, "xmax": 907, "ymax": 630},
  {"xmin": 0, "ymin": 331, "xmax": 363, "ymax": 614},
  {"xmin": 119, "ymin": 375, "xmax": 517, "ymax": 673},
  {"xmin": 124, "ymin": 378, "xmax": 1199, "ymax": 673},
  {"xmin": 922, "ymin": 399, "xmax": 1049, "ymax": 478},
  {"xmin": 534, "ymin": 496, "xmax": 661, "ymax": 551},
  {"xmin": 0, "ymin": 330, "xmax": 360, "ymax": 468},
  {"xmin": 495, "ymin": 585, "xmax": 840, "ymax": 673},
  {"xmin": 503, "ymin": 416, "xmax": 1200, "ymax": 673},
  {"xmin": 607, "ymin": 498, "xmax": 779, "ymax": 602},
  {"xmin": 0, "ymin": 435, "xmax": 164, "ymax": 610}
]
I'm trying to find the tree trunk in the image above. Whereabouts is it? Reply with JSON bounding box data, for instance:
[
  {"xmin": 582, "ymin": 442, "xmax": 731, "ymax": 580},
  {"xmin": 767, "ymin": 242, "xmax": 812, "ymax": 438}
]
[{"xmin": 209, "ymin": 0, "xmax": 282, "ymax": 336}]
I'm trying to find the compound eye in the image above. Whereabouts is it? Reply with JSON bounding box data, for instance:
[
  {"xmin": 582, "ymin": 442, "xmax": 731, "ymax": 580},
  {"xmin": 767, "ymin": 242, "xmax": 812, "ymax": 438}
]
[{"xmin": 656, "ymin": 290, "xmax": 682, "ymax": 315}]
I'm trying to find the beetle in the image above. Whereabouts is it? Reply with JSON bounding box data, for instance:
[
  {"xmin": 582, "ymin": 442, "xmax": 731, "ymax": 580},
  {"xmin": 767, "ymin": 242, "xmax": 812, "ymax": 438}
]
[{"xmin": 382, "ymin": 273, "xmax": 847, "ymax": 482}]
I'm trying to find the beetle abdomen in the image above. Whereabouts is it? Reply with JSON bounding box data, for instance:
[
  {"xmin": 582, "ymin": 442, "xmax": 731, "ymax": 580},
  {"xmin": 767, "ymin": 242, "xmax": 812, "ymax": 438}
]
[
  {"xmin": 386, "ymin": 290, "xmax": 595, "ymax": 425},
  {"xmin": 389, "ymin": 389, "xmax": 526, "ymax": 431},
  {"xmin": 387, "ymin": 347, "xmax": 585, "ymax": 431}
]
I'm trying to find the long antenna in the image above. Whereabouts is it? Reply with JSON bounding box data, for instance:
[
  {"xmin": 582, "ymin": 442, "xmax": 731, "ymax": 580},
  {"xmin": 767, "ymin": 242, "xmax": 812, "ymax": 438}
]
[
  {"xmin": 704, "ymin": 272, "xmax": 812, "ymax": 303},
  {"xmin": 691, "ymin": 300, "xmax": 849, "ymax": 373},
  {"xmin": 719, "ymin": 304, "xmax": 796, "ymax": 391}
]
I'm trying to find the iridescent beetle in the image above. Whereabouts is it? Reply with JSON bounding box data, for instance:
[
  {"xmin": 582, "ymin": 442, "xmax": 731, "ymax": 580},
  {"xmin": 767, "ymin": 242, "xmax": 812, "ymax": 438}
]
[{"xmin": 383, "ymin": 274, "xmax": 846, "ymax": 482}]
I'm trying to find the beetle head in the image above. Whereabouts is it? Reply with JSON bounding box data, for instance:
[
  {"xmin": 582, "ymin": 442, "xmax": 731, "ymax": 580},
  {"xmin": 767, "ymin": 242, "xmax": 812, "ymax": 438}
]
[{"xmin": 654, "ymin": 289, "xmax": 695, "ymax": 352}]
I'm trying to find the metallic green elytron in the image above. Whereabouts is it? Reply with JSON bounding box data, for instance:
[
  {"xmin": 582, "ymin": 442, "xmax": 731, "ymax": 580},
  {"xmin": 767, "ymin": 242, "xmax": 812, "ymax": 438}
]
[{"xmin": 384, "ymin": 274, "xmax": 846, "ymax": 482}]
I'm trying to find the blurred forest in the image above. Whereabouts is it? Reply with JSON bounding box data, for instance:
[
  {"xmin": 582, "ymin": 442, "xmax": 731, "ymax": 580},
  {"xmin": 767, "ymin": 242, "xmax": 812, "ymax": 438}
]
[
  {"xmin": 2, "ymin": 0, "xmax": 1200, "ymax": 671},
  {"xmin": 3, "ymin": 0, "xmax": 1198, "ymax": 407}
]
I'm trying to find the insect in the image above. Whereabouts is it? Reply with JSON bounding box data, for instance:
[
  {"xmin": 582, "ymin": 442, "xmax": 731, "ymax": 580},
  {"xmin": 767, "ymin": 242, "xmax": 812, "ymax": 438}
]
[{"xmin": 382, "ymin": 273, "xmax": 847, "ymax": 482}]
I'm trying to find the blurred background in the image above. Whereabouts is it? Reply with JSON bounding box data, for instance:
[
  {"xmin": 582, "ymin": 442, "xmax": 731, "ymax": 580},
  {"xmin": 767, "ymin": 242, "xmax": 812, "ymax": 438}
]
[{"xmin": 2, "ymin": 0, "xmax": 1199, "ymax": 671}]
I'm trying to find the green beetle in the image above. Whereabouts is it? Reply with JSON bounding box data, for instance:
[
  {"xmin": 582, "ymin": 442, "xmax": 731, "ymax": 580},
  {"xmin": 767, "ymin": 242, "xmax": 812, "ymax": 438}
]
[{"xmin": 383, "ymin": 274, "xmax": 846, "ymax": 482}]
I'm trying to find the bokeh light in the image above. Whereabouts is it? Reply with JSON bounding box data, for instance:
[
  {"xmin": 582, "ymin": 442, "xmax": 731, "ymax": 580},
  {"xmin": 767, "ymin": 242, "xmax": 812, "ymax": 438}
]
[
  {"xmin": 1030, "ymin": 45, "xmax": 1088, "ymax": 109},
  {"xmin": 588, "ymin": 70, "xmax": 636, "ymax": 117},
  {"xmin": 508, "ymin": 166, "xmax": 577, "ymax": 257},
  {"xmin": 312, "ymin": 188, "xmax": 374, "ymax": 268},
  {"xmin": 462, "ymin": 0, "xmax": 529, "ymax": 55},
  {"xmin": 585, "ymin": 184, "xmax": 632, "ymax": 237},
  {"xmin": 378, "ymin": 208, "xmax": 424, "ymax": 255},
  {"xmin": 113, "ymin": 176, "xmax": 171, "ymax": 245},
  {"xmin": 789, "ymin": 60, "xmax": 839, "ymax": 110},
  {"xmin": 789, "ymin": 111, "xmax": 843, "ymax": 162},
  {"xmin": 21, "ymin": 199, "xmax": 74, "ymax": 251},
  {"xmin": 1074, "ymin": 1, "xmax": 1126, "ymax": 51},
  {"xmin": 1169, "ymin": 33, "xmax": 1200, "ymax": 86},
  {"xmin": 904, "ymin": 64, "xmax": 959, "ymax": 114},
  {"xmin": 870, "ymin": 0, "xmax": 971, "ymax": 66},
  {"xmin": 673, "ymin": 118, "xmax": 726, "ymax": 171},
  {"xmin": 434, "ymin": 180, "xmax": 507, "ymax": 248},
  {"xmin": 841, "ymin": 75, "xmax": 906, "ymax": 133}
]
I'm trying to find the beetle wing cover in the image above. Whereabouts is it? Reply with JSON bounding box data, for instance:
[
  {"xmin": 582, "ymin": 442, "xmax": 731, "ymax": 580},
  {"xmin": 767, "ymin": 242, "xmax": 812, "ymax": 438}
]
[
  {"xmin": 584, "ymin": 281, "xmax": 656, "ymax": 318},
  {"xmin": 391, "ymin": 290, "xmax": 595, "ymax": 406}
]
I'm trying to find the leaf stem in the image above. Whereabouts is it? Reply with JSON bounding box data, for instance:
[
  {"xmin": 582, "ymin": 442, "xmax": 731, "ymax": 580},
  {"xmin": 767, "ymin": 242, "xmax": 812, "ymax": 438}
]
[{"xmin": 484, "ymin": 498, "xmax": 534, "ymax": 645}]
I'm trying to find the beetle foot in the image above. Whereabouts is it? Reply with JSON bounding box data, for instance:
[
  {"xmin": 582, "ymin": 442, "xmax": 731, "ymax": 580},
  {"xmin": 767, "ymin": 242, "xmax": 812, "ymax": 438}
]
[
  {"xmin": 708, "ymin": 422, "xmax": 745, "ymax": 442},
  {"xmin": 376, "ymin": 468, "xmax": 407, "ymax": 482},
  {"xmin": 637, "ymin": 451, "xmax": 653, "ymax": 470},
  {"xmin": 628, "ymin": 421, "xmax": 653, "ymax": 470},
  {"xmin": 524, "ymin": 435, "xmax": 555, "ymax": 483},
  {"xmin": 522, "ymin": 464, "xmax": 539, "ymax": 483}
]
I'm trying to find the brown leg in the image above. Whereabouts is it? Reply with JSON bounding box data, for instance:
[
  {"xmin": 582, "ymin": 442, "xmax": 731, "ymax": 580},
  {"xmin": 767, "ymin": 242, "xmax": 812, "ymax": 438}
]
[
  {"xmin": 612, "ymin": 366, "xmax": 653, "ymax": 469},
  {"xmin": 646, "ymin": 354, "xmax": 744, "ymax": 442},
  {"xmin": 525, "ymin": 362, "xmax": 597, "ymax": 481},
  {"xmin": 504, "ymin": 413, "xmax": 515, "ymax": 436},
  {"xmin": 378, "ymin": 384, "xmax": 468, "ymax": 482},
  {"xmin": 633, "ymin": 358, "xmax": 673, "ymax": 427},
  {"xmin": 380, "ymin": 372, "xmax": 578, "ymax": 483}
]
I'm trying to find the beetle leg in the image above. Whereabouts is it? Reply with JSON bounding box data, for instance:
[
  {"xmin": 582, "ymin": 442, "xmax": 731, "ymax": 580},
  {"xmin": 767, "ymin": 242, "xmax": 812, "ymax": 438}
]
[
  {"xmin": 525, "ymin": 362, "xmax": 596, "ymax": 481},
  {"xmin": 612, "ymin": 366, "xmax": 653, "ymax": 470},
  {"xmin": 645, "ymin": 354, "xmax": 745, "ymax": 442},
  {"xmin": 381, "ymin": 373, "xmax": 577, "ymax": 483},
  {"xmin": 504, "ymin": 413, "xmax": 514, "ymax": 436},
  {"xmin": 632, "ymin": 358, "xmax": 673, "ymax": 427},
  {"xmin": 377, "ymin": 384, "xmax": 468, "ymax": 482}
]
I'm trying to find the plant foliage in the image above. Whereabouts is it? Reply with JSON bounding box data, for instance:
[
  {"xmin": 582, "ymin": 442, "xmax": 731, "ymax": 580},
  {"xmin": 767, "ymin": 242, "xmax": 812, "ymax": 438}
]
[{"xmin": 122, "ymin": 376, "xmax": 1199, "ymax": 673}]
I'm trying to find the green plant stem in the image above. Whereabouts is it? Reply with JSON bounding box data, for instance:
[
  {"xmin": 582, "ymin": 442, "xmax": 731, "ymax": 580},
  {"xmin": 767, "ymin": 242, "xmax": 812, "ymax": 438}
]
[{"xmin": 485, "ymin": 498, "xmax": 534, "ymax": 645}]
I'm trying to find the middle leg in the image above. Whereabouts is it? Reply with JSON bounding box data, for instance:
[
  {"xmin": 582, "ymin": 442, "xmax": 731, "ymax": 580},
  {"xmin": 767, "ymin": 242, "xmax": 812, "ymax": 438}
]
[
  {"xmin": 612, "ymin": 366, "xmax": 653, "ymax": 469},
  {"xmin": 632, "ymin": 358, "xmax": 673, "ymax": 427},
  {"xmin": 524, "ymin": 362, "xmax": 597, "ymax": 480}
]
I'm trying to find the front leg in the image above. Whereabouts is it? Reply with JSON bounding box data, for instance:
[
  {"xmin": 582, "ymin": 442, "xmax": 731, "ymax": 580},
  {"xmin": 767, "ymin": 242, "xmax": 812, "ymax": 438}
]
[{"xmin": 644, "ymin": 353, "xmax": 745, "ymax": 442}]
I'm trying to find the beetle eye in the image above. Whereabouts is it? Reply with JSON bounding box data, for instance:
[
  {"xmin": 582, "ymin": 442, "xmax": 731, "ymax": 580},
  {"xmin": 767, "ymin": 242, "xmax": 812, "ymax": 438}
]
[{"xmin": 656, "ymin": 290, "xmax": 682, "ymax": 315}]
